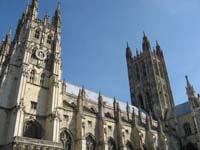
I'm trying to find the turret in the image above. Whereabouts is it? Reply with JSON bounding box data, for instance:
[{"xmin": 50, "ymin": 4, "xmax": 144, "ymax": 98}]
[
  {"xmin": 126, "ymin": 42, "xmax": 132, "ymax": 59},
  {"xmin": 142, "ymin": 32, "xmax": 151, "ymax": 52},
  {"xmin": 28, "ymin": 0, "xmax": 38, "ymax": 20},
  {"xmin": 98, "ymin": 92, "xmax": 104, "ymax": 118},
  {"xmin": 185, "ymin": 75, "xmax": 195, "ymax": 97},
  {"xmin": 185, "ymin": 75, "xmax": 200, "ymax": 108},
  {"xmin": 44, "ymin": 12, "xmax": 50, "ymax": 25},
  {"xmin": 97, "ymin": 93, "xmax": 105, "ymax": 150},
  {"xmin": 156, "ymin": 41, "xmax": 163, "ymax": 57},
  {"xmin": 126, "ymin": 102, "xmax": 130, "ymax": 121},
  {"xmin": 0, "ymin": 29, "xmax": 12, "ymax": 60},
  {"xmin": 52, "ymin": 2, "xmax": 61, "ymax": 33}
]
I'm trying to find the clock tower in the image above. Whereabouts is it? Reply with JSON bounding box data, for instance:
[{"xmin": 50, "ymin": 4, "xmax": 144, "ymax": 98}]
[{"xmin": 0, "ymin": 0, "xmax": 63, "ymax": 146}]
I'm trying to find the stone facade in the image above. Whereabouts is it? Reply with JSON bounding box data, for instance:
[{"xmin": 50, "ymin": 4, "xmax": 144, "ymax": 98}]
[{"xmin": 0, "ymin": 0, "xmax": 199, "ymax": 150}]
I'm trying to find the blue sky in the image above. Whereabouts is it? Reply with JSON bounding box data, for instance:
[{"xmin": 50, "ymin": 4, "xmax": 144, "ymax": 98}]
[{"xmin": 1, "ymin": 0, "xmax": 200, "ymax": 105}]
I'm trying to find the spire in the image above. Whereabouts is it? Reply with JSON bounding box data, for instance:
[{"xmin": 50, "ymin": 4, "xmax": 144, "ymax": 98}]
[
  {"xmin": 131, "ymin": 108, "xmax": 137, "ymax": 127},
  {"xmin": 5, "ymin": 28, "xmax": 12, "ymax": 43},
  {"xmin": 98, "ymin": 92, "xmax": 103, "ymax": 106},
  {"xmin": 142, "ymin": 32, "xmax": 151, "ymax": 52},
  {"xmin": 44, "ymin": 12, "xmax": 50, "ymax": 25},
  {"xmin": 126, "ymin": 42, "xmax": 132, "ymax": 58},
  {"xmin": 29, "ymin": 0, "xmax": 38, "ymax": 20},
  {"xmin": 185, "ymin": 75, "xmax": 195, "ymax": 98},
  {"xmin": 126, "ymin": 102, "xmax": 130, "ymax": 121},
  {"xmin": 156, "ymin": 40, "xmax": 163, "ymax": 57},
  {"xmin": 52, "ymin": 2, "xmax": 61, "ymax": 32},
  {"xmin": 185, "ymin": 75, "xmax": 192, "ymax": 88},
  {"xmin": 146, "ymin": 115, "xmax": 151, "ymax": 130}
]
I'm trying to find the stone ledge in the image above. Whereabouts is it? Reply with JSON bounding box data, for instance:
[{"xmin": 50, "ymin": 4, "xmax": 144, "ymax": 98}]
[{"xmin": 12, "ymin": 136, "xmax": 63, "ymax": 150}]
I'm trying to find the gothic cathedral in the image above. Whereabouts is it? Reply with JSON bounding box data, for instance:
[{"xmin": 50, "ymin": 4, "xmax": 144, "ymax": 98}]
[{"xmin": 0, "ymin": 1, "xmax": 200, "ymax": 150}]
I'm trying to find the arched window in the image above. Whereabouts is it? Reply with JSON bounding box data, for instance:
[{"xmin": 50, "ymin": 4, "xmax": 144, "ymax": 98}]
[
  {"xmin": 60, "ymin": 130, "xmax": 72, "ymax": 150},
  {"xmin": 35, "ymin": 29, "xmax": 40, "ymax": 39},
  {"xmin": 31, "ymin": 48, "xmax": 37, "ymax": 59},
  {"xmin": 30, "ymin": 70, "xmax": 36, "ymax": 83},
  {"xmin": 138, "ymin": 94, "xmax": 145, "ymax": 109},
  {"xmin": 159, "ymin": 63, "xmax": 164, "ymax": 78},
  {"xmin": 142, "ymin": 62, "xmax": 147, "ymax": 78},
  {"xmin": 40, "ymin": 73, "xmax": 45, "ymax": 86},
  {"xmin": 86, "ymin": 135, "xmax": 96, "ymax": 150},
  {"xmin": 146, "ymin": 92, "xmax": 153, "ymax": 112},
  {"xmin": 183, "ymin": 123, "xmax": 192, "ymax": 136},
  {"xmin": 47, "ymin": 34, "xmax": 52, "ymax": 44},
  {"xmin": 126, "ymin": 141, "xmax": 133, "ymax": 150},
  {"xmin": 108, "ymin": 138, "xmax": 116, "ymax": 150},
  {"xmin": 23, "ymin": 120, "xmax": 42, "ymax": 139},
  {"xmin": 135, "ymin": 64, "xmax": 140, "ymax": 80}
]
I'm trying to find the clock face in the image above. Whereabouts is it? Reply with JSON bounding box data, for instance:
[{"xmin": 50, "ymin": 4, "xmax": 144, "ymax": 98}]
[{"xmin": 35, "ymin": 49, "xmax": 47, "ymax": 61}]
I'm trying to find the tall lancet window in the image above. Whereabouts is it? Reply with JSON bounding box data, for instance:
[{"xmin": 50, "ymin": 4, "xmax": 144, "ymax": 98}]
[
  {"xmin": 40, "ymin": 73, "xmax": 45, "ymax": 86},
  {"xmin": 86, "ymin": 135, "xmax": 96, "ymax": 150},
  {"xmin": 35, "ymin": 29, "xmax": 40, "ymax": 39},
  {"xmin": 183, "ymin": 123, "xmax": 192, "ymax": 136},
  {"xmin": 135, "ymin": 64, "xmax": 140, "ymax": 80},
  {"xmin": 60, "ymin": 131, "xmax": 72, "ymax": 150},
  {"xmin": 108, "ymin": 138, "xmax": 116, "ymax": 150},
  {"xmin": 30, "ymin": 70, "xmax": 36, "ymax": 83},
  {"xmin": 138, "ymin": 94, "xmax": 145, "ymax": 109},
  {"xmin": 47, "ymin": 34, "xmax": 52, "ymax": 44}
]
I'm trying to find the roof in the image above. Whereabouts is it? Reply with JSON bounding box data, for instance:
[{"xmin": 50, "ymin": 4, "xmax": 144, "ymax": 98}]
[
  {"xmin": 66, "ymin": 82, "xmax": 147, "ymax": 117},
  {"xmin": 175, "ymin": 102, "xmax": 191, "ymax": 117}
]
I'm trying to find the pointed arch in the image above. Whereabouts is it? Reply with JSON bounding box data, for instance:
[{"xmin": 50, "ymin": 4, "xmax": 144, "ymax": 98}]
[
  {"xmin": 34, "ymin": 28, "xmax": 41, "ymax": 39},
  {"xmin": 138, "ymin": 94, "xmax": 145, "ymax": 109},
  {"xmin": 146, "ymin": 92, "xmax": 153, "ymax": 112},
  {"xmin": 30, "ymin": 69, "xmax": 36, "ymax": 83},
  {"xmin": 47, "ymin": 33, "xmax": 53, "ymax": 44},
  {"xmin": 135, "ymin": 64, "xmax": 140, "ymax": 80},
  {"xmin": 86, "ymin": 133, "xmax": 96, "ymax": 150},
  {"xmin": 126, "ymin": 141, "xmax": 133, "ymax": 150},
  {"xmin": 183, "ymin": 122, "xmax": 192, "ymax": 136},
  {"xmin": 23, "ymin": 120, "xmax": 42, "ymax": 139},
  {"xmin": 142, "ymin": 62, "xmax": 147, "ymax": 78},
  {"xmin": 40, "ymin": 72, "xmax": 45, "ymax": 86},
  {"xmin": 60, "ymin": 129, "xmax": 73, "ymax": 150},
  {"xmin": 31, "ymin": 47, "xmax": 37, "ymax": 59},
  {"xmin": 107, "ymin": 137, "xmax": 116, "ymax": 150}
]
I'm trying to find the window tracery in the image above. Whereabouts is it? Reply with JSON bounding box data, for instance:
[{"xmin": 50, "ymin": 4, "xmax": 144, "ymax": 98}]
[
  {"xmin": 86, "ymin": 135, "xmax": 96, "ymax": 150},
  {"xmin": 108, "ymin": 138, "xmax": 116, "ymax": 150},
  {"xmin": 60, "ymin": 131, "xmax": 72, "ymax": 150},
  {"xmin": 23, "ymin": 120, "xmax": 42, "ymax": 139},
  {"xmin": 35, "ymin": 29, "xmax": 40, "ymax": 39}
]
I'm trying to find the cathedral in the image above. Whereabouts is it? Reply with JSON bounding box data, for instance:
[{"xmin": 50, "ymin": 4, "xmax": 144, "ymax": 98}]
[{"xmin": 0, "ymin": 0, "xmax": 200, "ymax": 150}]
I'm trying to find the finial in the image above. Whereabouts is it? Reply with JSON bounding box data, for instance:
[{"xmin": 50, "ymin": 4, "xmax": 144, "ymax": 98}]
[
  {"xmin": 8, "ymin": 26, "xmax": 12, "ymax": 35},
  {"xmin": 156, "ymin": 40, "xmax": 159, "ymax": 46},
  {"xmin": 127, "ymin": 42, "xmax": 129, "ymax": 48},
  {"xmin": 143, "ymin": 31, "xmax": 146, "ymax": 38},
  {"xmin": 136, "ymin": 48, "xmax": 139, "ymax": 56},
  {"xmin": 57, "ymin": 1, "xmax": 61, "ymax": 10},
  {"xmin": 185, "ymin": 75, "xmax": 191, "ymax": 86},
  {"xmin": 82, "ymin": 85, "xmax": 85, "ymax": 89}
]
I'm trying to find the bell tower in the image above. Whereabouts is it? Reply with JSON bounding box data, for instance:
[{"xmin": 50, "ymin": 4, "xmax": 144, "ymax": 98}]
[
  {"xmin": 126, "ymin": 33, "xmax": 175, "ymax": 120},
  {"xmin": 0, "ymin": 0, "xmax": 63, "ymax": 146}
]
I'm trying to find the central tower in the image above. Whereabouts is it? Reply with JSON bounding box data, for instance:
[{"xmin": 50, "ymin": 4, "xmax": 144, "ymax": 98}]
[{"xmin": 126, "ymin": 33, "xmax": 175, "ymax": 120}]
